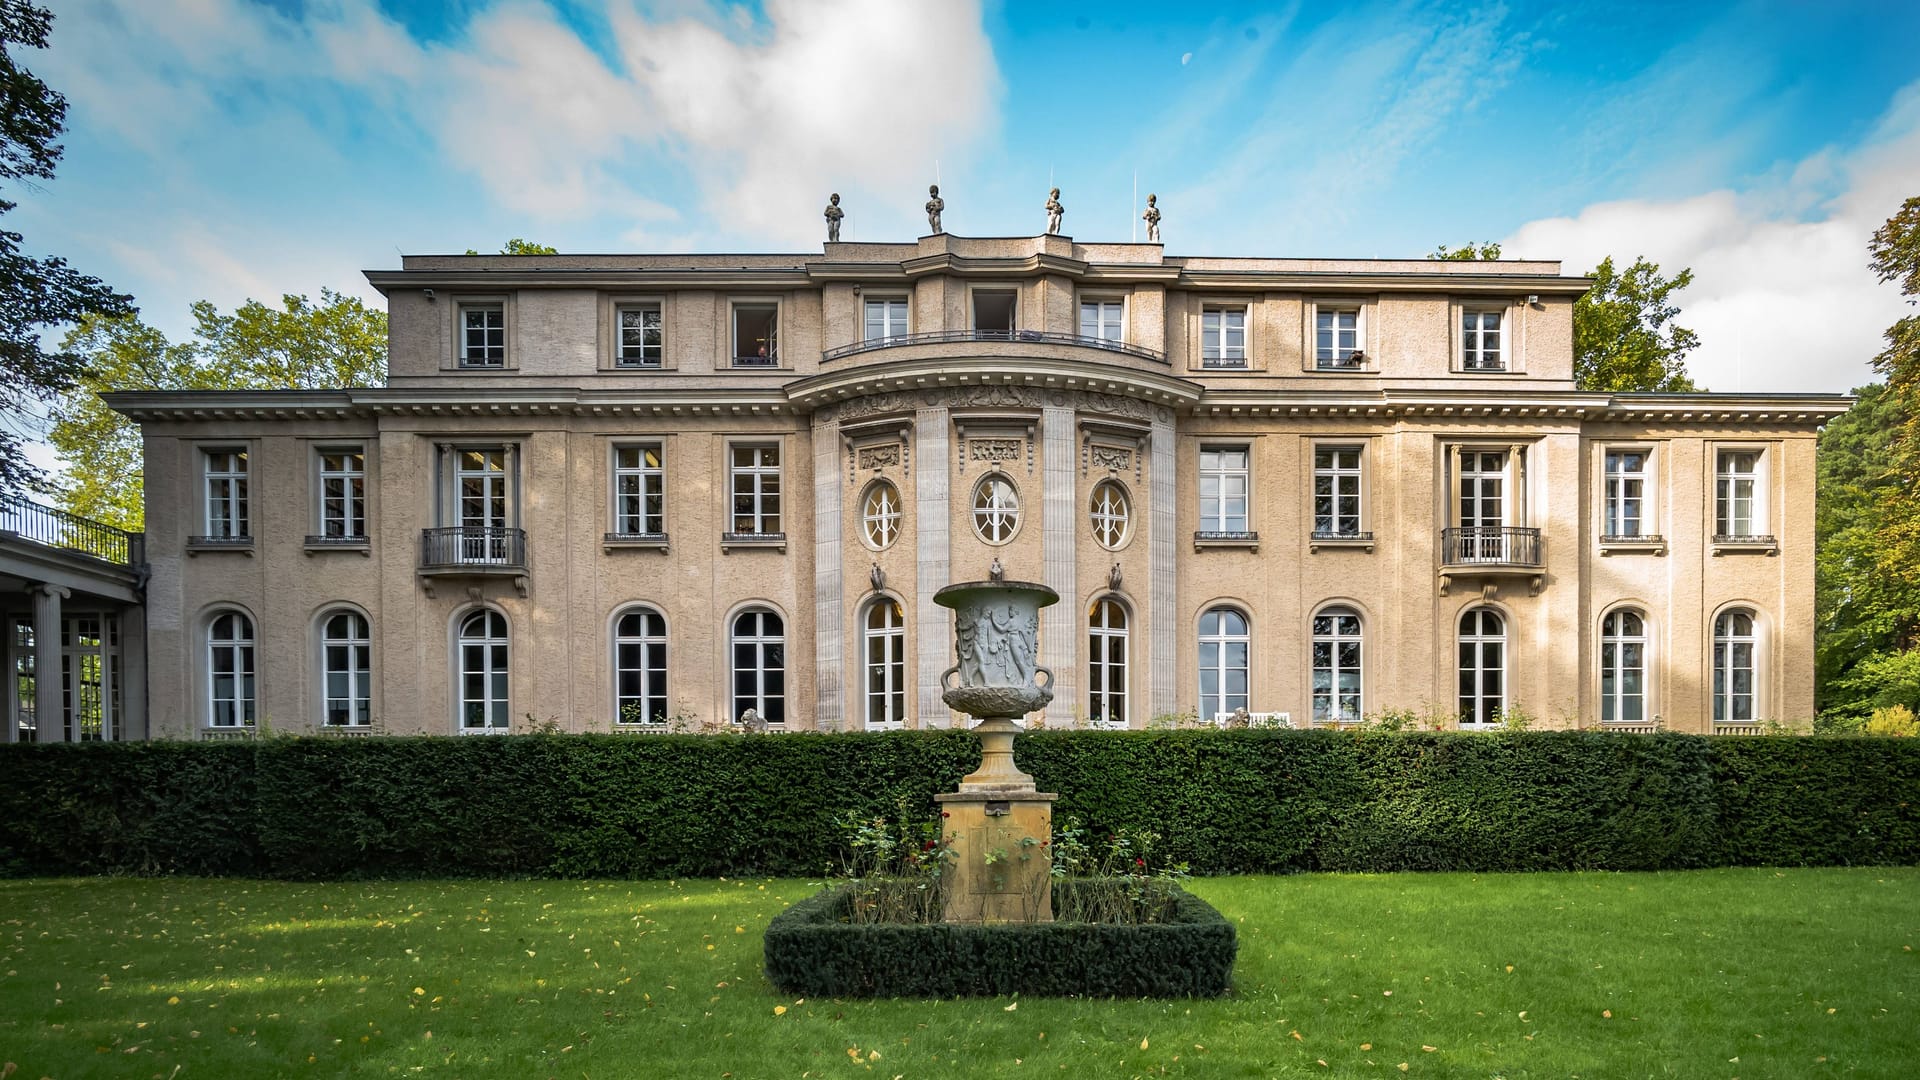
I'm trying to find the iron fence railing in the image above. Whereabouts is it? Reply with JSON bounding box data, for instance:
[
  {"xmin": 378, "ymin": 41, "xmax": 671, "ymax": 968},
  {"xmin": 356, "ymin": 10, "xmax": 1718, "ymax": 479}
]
[
  {"xmin": 0, "ymin": 492, "xmax": 143, "ymax": 566},
  {"xmin": 419, "ymin": 526, "xmax": 527, "ymax": 570},
  {"xmin": 821, "ymin": 329, "xmax": 1166, "ymax": 364},
  {"xmin": 1441, "ymin": 526, "xmax": 1543, "ymax": 567}
]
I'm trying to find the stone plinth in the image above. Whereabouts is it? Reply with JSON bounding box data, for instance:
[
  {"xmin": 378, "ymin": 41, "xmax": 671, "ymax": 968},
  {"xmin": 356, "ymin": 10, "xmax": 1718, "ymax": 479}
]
[{"xmin": 936, "ymin": 787, "xmax": 1055, "ymax": 923}]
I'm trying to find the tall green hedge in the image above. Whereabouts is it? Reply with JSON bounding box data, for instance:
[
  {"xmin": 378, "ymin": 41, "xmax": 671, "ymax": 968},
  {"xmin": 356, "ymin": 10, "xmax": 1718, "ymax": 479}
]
[{"xmin": 1, "ymin": 730, "xmax": 1915, "ymax": 878}]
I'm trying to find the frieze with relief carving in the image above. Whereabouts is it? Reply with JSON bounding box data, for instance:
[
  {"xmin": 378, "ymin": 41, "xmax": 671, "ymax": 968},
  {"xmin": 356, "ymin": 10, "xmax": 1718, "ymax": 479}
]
[
  {"xmin": 857, "ymin": 444, "xmax": 901, "ymax": 471},
  {"xmin": 968, "ymin": 438, "xmax": 1024, "ymax": 464},
  {"xmin": 1089, "ymin": 446, "xmax": 1132, "ymax": 472}
]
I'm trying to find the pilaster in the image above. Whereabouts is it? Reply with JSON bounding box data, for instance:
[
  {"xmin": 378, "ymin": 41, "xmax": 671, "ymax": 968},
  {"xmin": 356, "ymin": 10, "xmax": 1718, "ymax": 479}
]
[
  {"xmin": 1149, "ymin": 418, "xmax": 1176, "ymax": 718},
  {"xmin": 32, "ymin": 584, "xmax": 67, "ymax": 742},
  {"xmin": 915, "ymin": 407, "xmax": 952, "ymax": 727},
  {"xmin": 812, "ymin": 414, "xmax": 844, "ymax": 730},
  {"xmin": 1041, "ymin": 406, "xmax": 1077, "ymax": 727}
]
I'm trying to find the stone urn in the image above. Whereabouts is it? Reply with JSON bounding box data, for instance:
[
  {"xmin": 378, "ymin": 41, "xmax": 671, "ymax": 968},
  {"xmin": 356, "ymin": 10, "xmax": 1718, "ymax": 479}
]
[{"xmin": 932, "ymin": 578, "xmax": 1059, "ymax": 922}]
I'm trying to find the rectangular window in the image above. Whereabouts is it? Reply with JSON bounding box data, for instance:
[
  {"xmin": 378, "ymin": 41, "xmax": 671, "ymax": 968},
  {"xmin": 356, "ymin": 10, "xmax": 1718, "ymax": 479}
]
[
  {"xmin": 1198, "ymin": 447, "xmax": 1250, "ymax": 534},
  {"xmin": 973, "ymin": 290, "xmax": 1017, "ymax": 337},
  {"xmin": 615, "ymin": 303, "xmax": 663, "ymax": 367},
  {"xmin": 1604, "ymin": 450, "xmax": 1648, "ymax": 538},
  {"xmin": 733, "ymin": 303, "xmax": 778, "ymax": 365},
  {"xmin": 203, "ymin": 449, "xmax": 249, "ymax": 539},
  {"xmin": 1201, "ymin": 306, "xmax": 1247, "ymax": 368},
  {"xmin": 612, "ymin": 444, "xmax": 665, "ymax": 537},
  {"xmin": 1462, "ymin": 310, "xmax": 1503, "ymax": 370},
  {"xmin": 318, "ymin": 448, "xmax": 366, "ymax": 539},
  {"xmin": 460, "ymin": 304, "xmax": 505, "ymax": 367},
  {"xmin": 1312, "ymin": 446, "xmax": 1363, "ymax": 537},
  {"xmin": 1079, "ymin": 299, "xmax": 1124, "ymax": 343},
  {"xmin": 1315, "ymin": 308, "xmax": 1362, "ymax": 368},
  {"xmin": 1716, "ymin": 450, "xmax": 1762, "ymax": 538},
  {"xmin": 864, "ymin": 298, "xmax": 908, "ymax": 342},
  {"xmin": 730, "ymin": 445, "xmax": 782, "ymax": 535}
]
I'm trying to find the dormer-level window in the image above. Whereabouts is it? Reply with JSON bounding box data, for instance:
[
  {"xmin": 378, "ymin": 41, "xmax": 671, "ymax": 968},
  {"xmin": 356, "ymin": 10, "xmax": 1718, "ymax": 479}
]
[
  {"xmin": 973, "ymin": 290, "xmax": 1016, "ymax": 338},
  {"xmin": 733, "ymin": 304, "xmax": 778, "ymax": 366},
  {"xmin": 1201, "ymin": 306, "xmax": 1246, "ymax": 368},
  {"xmin": 1080, "ymin": 300, "xmax": 1123, "ymax": 343},
  {"xmin": 460, "ymin": 304, "xmax": 505, "ymax": 367},
  {"xmin": 616, "ymin": 304, "xmax": 663, "ymax": 367},
  {"xmin": 1462, "ymin": 310, "xmax": 1504, "ymax": 370},
  {"xmin": 1315, "ymin": 308, "xmax": 1362, "ymax": 368},
  {"xmin": 864, "ymin": 298, "xmax": 908, "ymax": 342}
]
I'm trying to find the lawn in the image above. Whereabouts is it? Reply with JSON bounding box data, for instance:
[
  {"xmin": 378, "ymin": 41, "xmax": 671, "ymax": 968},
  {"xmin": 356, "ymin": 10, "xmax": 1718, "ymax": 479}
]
[{"xmin": 1, "ymin": 869, "xmax": 1914, "ymax": 1078}]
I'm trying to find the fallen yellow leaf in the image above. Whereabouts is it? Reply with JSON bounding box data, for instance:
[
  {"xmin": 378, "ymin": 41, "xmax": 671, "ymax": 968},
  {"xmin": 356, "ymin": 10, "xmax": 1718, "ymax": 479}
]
[
  {"xmin": 1140, "ymin": 1037, "xmax": 1149, "ymax": 1050},
  {"xmin": 773, "ymin": 1005, "xmax": 787, "ymax": 1016},
  {"xmin": 1504, "ymin": 965, "xmax": 1514, "ymax": 973},
  {"xmin": 1602, "ymin": 1009, "xmax": 1612, "ymax": 1018},
  {"xmin": 412, "ymin": 987, "xmax": 425, "ymax": 996},
  {"xmin": 1423, "ymin": 1045, "xmax": 1437, "ymax": 1052},
  {"xmin": 1291, "ymin": 1031, "xmax": 1303, "ymax": 1041},
  {"xmin": 868, "ymin": 1050, "xmax": 881, "ymax": 1061},
  {"xmin": 1398, "ymin": 1065, "xmax": 1409, "ymax": 1073},
  {"xmin": 166, "ymin": 996, "xmax": 179, "ymax": 1006},
  {"xmin": 1004, "ymin": 1001, "xmax": 1017, "ymax": 1012},
  {"xmin": 1361, "ymin": 1043, "xmax": 1373, "ymax": 1051},
  {"xmin": 1827, "ymin": 1008, "xmax": 1836, "ymax": 1014}
]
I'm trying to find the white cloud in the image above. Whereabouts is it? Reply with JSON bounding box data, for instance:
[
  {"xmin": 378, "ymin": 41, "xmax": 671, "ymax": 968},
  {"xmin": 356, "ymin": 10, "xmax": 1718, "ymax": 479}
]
[{"xmin": 1504, "ymin": 82, "xmax": 1920, "ymax": 395}]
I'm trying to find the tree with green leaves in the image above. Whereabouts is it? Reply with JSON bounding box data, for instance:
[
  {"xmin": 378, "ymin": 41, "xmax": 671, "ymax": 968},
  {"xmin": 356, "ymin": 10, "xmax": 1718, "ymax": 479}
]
[
  {"xmin": 0, "ymin": 0, "xmax": 133, "ymax": 493},
  {"xmin": 51, "ymin": 289, "xmax": 387, "ymax": 529},
  {"xmin": 1430, "ymin": 241, "xmax": 1502, "ymax": 261},
  {"xmin": 465, "ymin": 239, "xmax": 557, "ymax": 255}
]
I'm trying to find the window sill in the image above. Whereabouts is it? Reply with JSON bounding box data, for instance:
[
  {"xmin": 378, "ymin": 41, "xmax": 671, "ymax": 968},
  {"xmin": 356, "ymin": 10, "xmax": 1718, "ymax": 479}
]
[
  {"xmin": 721, "ymin": 532, "xmax": 787, "ymax": 554},
  {"xmin": 1193, "ymin": 531, "xmax": 1258, "ymax": 552},
  {"xmin": 445, "ymin": 362, "xmax": 516, "ymax": 372},
  {"xmin": 606, "ymin": 359, "xmax": 670, "ymax": 372},
  {"xmin": 1599, "ymin": 535, "xmax": 1666, "ymax": 556},
  {"xmin": 304, "ymin": 535, "xmax": 371, "ymax": 556},
  {"xmin": 730, "ymin": 357, "xmax": 786, "ymax": 370},
  {"xmin": 187, "ymin": 536, "xmax": 254, "ymax": 556},
  {"xmin": 1711, "ymin": 535, "xmax": 1778, "ymax": 556},
  {"xmin": 1194, "ymin": 360, "xmax": 1251, "ymax": 372},
  {"xmin": 604, "ymin": 532, "xmax": 670, "ymax": 553},
  {"xmin": 1309, "ymin": 361, "xmax": 1373, "ymax": 374},
  {"xmin": 1309, "ymin": 531, "xmax": 1374, "ymax": 553}
]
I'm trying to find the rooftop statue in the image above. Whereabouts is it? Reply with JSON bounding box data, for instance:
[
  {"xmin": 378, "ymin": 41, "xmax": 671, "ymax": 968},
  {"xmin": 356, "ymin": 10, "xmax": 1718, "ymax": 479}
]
[
  {"xmin": 1142, "ymin": 193, "xmax": 1161, "ymax": 243},
  {"xmin": 823, "ymin": 193, "xmax": 844, "ymax": 242},
  {"xmin": 926, "ymin": 184, "xmax": 945, "ymax": 234},
  {"xmin": 1045, "ymin": 187, "xmax": 1064, "ymax": 235}
]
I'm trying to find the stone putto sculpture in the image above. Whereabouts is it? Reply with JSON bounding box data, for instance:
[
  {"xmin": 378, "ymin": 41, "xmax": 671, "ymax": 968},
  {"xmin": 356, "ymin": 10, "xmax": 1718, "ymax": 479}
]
[
  {"xmin": 1142, "ymin": 193, "xmax": 1161, "ymax": 243},
  {"xmin": 1045, "ymin": 187, "xmax": 1064, "ymax": 234},
  {"xmin": 925, "ymin": 184, "xmax": 944, "ymax": 234},
  {"xmin": 823, "ymin": 193, "xmax": 844, "ymax": 242}
]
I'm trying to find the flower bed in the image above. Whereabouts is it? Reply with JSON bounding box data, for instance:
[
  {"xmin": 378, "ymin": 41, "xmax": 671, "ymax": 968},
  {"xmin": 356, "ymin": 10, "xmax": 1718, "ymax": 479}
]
[{"xmin": 762, "ymin": 879, "xmax": 1236, "ymax": 998}]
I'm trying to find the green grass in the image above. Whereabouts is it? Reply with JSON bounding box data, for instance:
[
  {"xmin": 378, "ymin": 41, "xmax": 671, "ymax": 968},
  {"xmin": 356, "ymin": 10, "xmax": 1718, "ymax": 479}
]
[{"xmin": 1, "ymin": 869, "xmax": 1915, "ymax": 1078}]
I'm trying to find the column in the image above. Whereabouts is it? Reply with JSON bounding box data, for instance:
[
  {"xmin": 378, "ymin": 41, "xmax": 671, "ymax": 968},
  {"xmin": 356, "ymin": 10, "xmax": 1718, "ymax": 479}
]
[
  {"xmin": 914, "ymin": 407, "xmax": 951, "ymax": 727},
  {"xmin": 32, "ymin": 584, "xmax": 66, "ymax": 743},
  {"xmin": 812, "ymin": 417, "xmax": 845, "ymax": 731},
  {"xmin": 1040, "ymin": 407, "xmax": 1077, "ymax": 728},
  {"xmin": 1150, "ymin": 417, "xmax": 1177, "ymax": 718}
]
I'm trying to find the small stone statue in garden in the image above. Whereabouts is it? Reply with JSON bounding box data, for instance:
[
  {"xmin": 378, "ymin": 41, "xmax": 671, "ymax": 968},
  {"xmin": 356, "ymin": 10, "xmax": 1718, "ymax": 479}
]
[
  {"xmin": 1045, "ymin": 187, "xmax": 1064, "ymax": 234},
  {"xmin": 1142, "ymin": 193, "xmax": 1161, "ymax": 243},
  {"xmin": 739, "ymin": 707, "xmax": 766, "ymax": 732},
  {"xmin": 926, "ymin": 184, "xmax": 945, "ymax": 233},
  {"xmin": 824, "ymin": 193, "xmax": 844, "ymax": 242},
  {"xmin": 1225, "ymin": 706, "xmax": 1251, "ymax": 729}
]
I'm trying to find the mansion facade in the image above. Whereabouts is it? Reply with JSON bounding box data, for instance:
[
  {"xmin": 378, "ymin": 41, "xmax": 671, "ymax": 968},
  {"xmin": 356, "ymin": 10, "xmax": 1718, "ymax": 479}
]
[{"xmin": 75, "ymin": 232, "xmax": 1844, "ymax": 740}]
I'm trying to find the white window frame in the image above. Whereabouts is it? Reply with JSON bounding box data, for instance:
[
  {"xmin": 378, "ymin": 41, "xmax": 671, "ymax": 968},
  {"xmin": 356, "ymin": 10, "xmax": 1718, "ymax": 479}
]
[
  {"xmin": 862, "ymin": 599, "xmax": 907, "ymax": 730},
  {"xmin": 203, "ymin": 447, "xmax": 250, "ymax": 539},
  {"xmin": 861, "ymin": 479, "xmax": 902, "ymax": 550},
  {"xmin": 613, "ymin": 606, "xmax": 669, "ymax": 727},
  {"xmin": 455, "ymin": 609, "xmax": 510, "ymax": 733},
  {"xmin": 1198, "ymin": 606, "xmax": 1250, "ymax": 721},
  {"xmin": 1089, "ymin": 478, "xmax": 1131, "ymax": 550},
  {"xmin": 612, "ymin": 443, "xmax": 666, "ymax": 538},
  {"xmin": 730, "ymin": 299, "xmax": 781, "ymax": 366},
  {"xmin": 1311, "ymin": 304, "xmax": 1365, "ymax": 370},
  {"xmin": 1600, "ymin": 608, "xmax": 1648, "ymax": 725},
  {"xmin": 1460, "ymin": 308, "xmax": 1505, "ymax": 371},
  {"xmin": 614, "ymin": 302, "xmax": 664, "ymax": 368},
  {"xmin": 1078, "ymin": 297, "xmax": 1125, "ymax": 345},
  {"xmin": 319, "ymin": 609, "xmax": 372, "ymax": 727},
  {"xmin": 1198, "ymin": 446, "xmax": 1251, "ymax": 534},
  {"xmin": 1200, "ymin": 304, "xmax": 1248, "ymax": 369},
  {"xmin": 1714, "ymin": 448, "xmax": 1768, "ymax": 540},
  {"xmin": 729, "ymin": 444, "xmax": 783, "ymax": 536},
  {"xmin": 206, "ymin": 609, "xmax": 256, "ymax": 728},
  {"xmin": 1311, "ymin": 444, "xmax": 1364, "ymax": 538},
  {"xmin": 457, "ymin": 301, "xmax": 507, "ymax": 368},
  {"xmin": 1088, "ymin": 598, "xmax": 1129, "ymax": 728},
  {"xmin": 863, "ymin": 296, "xmax": 910, "ymax": 343},
  {"xmin": 730, "ymin": 607, "xmax": 786, "ymax": 725},
  {"xmin": 971, "ymin": 473, "xmax": 1021, "ymax": 544},
  {"xmin": 1603, "ymin": 447, "xmax": 1653, "ymax": 540},
  {"xmin": 1311, "ymin": 606, "xmax": 1363, "ymax": 725},
  {"xmin": 1713, "ymin": 608, "xmax": 1760, "ymax": 723},
  {"xmin": 315, "ymin": 446, "xmax": 366, "ymax": 540},
  {"xmin": 1457, "ymin": 607, "xmax": 1507, "ymax": 728}
]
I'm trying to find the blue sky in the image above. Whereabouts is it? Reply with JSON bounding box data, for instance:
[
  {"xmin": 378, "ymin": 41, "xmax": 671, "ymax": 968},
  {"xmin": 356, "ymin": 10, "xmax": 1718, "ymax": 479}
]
[{"xmin": 16, "ymin": 0, "xmax": 1920, "ymax": 447}]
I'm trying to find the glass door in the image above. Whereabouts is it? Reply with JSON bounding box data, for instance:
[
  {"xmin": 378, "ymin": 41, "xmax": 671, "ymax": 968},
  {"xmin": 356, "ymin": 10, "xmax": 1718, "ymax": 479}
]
[{"xmin": 455, "ymin": 449, "xmax": 508, "ymax": 563}]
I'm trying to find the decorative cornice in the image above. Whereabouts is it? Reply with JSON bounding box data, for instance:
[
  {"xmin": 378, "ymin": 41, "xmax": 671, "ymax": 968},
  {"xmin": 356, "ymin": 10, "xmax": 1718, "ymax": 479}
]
[
  {"xmin": 1189, "ymin": 389, "xmax": 1854, "ymax": 424},
  {"xmin": 784, "ymin": 356, "xmax": 1202, "ymax": 415}
]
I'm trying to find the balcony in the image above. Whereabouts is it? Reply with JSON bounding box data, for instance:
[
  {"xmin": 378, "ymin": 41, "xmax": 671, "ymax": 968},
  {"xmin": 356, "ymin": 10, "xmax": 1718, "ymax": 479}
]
[
  {"xmin": 419, "ymin": 526, "xmax": 528, "ymax": 595},
  {"xmin": 821, "ymin": 329, "xmax": 1166, "ymax": 365},
  {"xmin": 0, "ymin": 492, "xmax": 147, "ymax": 603},
  {"xmin": 1439, "ymin": 526, "xmax": 1544, "ymax": 597}
]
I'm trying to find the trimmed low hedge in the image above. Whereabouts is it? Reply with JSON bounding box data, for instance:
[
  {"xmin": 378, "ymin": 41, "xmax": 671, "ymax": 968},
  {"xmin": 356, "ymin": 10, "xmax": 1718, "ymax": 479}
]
[
  {"xmin": 1, "ymin": 729, "xmax": 1916, "ymax": 879},
  {"xmin": 762, "ymin": 880, "xmax": 1236, "ymax": 998}
]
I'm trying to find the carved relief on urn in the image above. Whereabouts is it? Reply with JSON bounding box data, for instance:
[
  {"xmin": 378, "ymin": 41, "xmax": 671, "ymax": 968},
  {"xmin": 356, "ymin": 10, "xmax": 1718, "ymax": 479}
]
[{"xmin": 934, "ymin": 580, "xmax": 1058, "ymax": 719}]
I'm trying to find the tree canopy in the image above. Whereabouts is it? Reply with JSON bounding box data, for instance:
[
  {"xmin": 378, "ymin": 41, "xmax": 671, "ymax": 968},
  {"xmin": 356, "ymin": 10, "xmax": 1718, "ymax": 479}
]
[
  {"xmin": 1429, "ymin": 241, "xmax": 1502, "ymax": 261},
  {"xmin": 52, "ymin": 290, "xmax": 387, "ymax": 529},
  {"xmin": 465, "ymin": 239, "xmax": 557, "ymax": 255},
  {"xmin": 0, "ymin": 0, "xmax": 133, "ymax": 493}
]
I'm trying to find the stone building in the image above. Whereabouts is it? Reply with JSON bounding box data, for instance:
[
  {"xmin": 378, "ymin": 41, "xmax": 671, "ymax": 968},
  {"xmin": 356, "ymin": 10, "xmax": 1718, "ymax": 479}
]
[{"xmin": 86, "ymin": 231, "xmax": 1847, "ymax": 740}]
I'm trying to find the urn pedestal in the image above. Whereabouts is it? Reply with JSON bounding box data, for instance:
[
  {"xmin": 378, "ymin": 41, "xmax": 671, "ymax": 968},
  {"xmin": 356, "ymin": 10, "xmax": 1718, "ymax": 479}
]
[{"xmin": 932, "ymin": 579, "xmax": 1061, "ymax": 924}]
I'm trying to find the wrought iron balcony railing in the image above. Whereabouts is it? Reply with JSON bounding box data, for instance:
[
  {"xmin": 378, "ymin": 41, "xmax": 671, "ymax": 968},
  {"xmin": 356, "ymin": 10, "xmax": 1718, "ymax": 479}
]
[
  {"xmin": 821, "ymin": 329, "xmax": 1166, "ymax": 364},
  {"xmin": 1441, "ymin": 526, "xmax": 1543, "ymax": 567},
  {"xmin": 0, "ymin": 492, "xmax": 144, "ymax": 566},
  {"xmin": 419, "ymin": 526, "xmax": 527, "ymax": 571}
]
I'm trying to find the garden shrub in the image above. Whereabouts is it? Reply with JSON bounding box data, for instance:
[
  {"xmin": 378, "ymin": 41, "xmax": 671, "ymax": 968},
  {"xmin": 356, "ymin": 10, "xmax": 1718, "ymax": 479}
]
[
  {"xmin": 762, "ymin": 880, "xmax": 1236, "ymax": 998},
  {"xmin": 1, "ymin": 729, "xmax": 1915, "ymax": 878}
]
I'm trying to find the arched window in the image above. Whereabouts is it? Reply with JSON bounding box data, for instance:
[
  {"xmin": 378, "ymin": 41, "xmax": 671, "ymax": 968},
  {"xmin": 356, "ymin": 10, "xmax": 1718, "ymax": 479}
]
[
  {"xmin": 1198, "ymin": 606, "xmax": 1250, "ymax": 721},
  {"xmin": 731, "ymin": 608, "xmax": 785, "ymax": 725},
  {"xmin": 1600, "ymin": 609, "xmax": 1646, "ymax": 724},
  {"xmin": 1457, "ymin": 608, "xmax": 1506, "ymax": 727},
  {"xmin": 457, "ymin": 610, "xmax": 509, "ymax": 732},
  {"xmin": 1088, "ymin": 599, "xmax": 1129, "ymax": 727},
  {"xmin": 613, "ymin": 607, "xmax": 668, "ymax": 727},
  {"xmin": 861, "ymin": 480, "xmax": 902, "ymax": 550},
  {"xmin": 863, "ymin": 600, "xmax": 906, "ymax": 729},
  {"xmin": 1713, "ymin": 609, "xmax": 1757, "ymax": 722},
  {"xmin": 1312, "ymin": 607, "xmax": 1363, "ymax": 724},
  {"xmin": 971, "ymin": 474, "xmax": 1020, "ymax": 543},
  {"xmin": 207, "ymin": 611, "xmax": 256, "ymax": 728},
  {"xmin": 320, "ymin": 610, "xmax": 371, "ymax": 727},
  {"xmin": 1089, "ymin": 480, "xmax": 1131, "ymax": 550}
]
